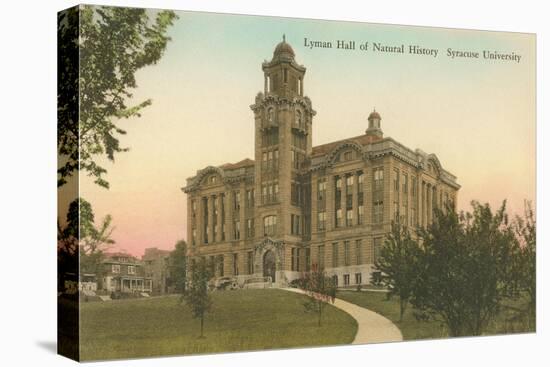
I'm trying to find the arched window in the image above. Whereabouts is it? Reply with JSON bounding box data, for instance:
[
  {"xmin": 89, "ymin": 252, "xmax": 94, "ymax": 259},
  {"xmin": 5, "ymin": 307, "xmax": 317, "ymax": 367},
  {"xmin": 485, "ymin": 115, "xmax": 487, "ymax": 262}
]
[
  {"xmin": 263, "ymin": 215, "xmax": 277, "ymax": 236},
  {"xmin": 267, "ymin": 107, "xmax": 274, "ymax": 123}
]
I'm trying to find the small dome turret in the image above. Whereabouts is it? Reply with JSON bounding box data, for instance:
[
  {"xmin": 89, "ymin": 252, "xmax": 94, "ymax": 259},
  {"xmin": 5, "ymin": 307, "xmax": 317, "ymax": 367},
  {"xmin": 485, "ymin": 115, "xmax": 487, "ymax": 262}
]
[{"xmin": 366, "ymin": 108, "xmax": 383, "ymax": 138}]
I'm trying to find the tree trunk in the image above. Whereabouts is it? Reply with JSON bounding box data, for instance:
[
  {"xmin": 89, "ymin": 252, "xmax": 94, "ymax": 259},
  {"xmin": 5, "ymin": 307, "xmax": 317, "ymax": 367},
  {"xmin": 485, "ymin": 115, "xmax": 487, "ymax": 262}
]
[{"xmin": 200, "ymin": 315, "xmax": 204, "ymax": 338}]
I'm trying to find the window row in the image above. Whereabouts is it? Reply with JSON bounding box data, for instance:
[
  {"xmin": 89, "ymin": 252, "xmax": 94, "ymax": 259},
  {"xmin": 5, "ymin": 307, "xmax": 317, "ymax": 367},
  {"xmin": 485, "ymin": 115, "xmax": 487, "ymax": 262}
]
[
  {"xmin": 261, "ymin": 182, "xmax": 279, "ymax": 205},
  {"xmin": 261, "ymin": 149, "xmax": 279, "ymax": 172}
]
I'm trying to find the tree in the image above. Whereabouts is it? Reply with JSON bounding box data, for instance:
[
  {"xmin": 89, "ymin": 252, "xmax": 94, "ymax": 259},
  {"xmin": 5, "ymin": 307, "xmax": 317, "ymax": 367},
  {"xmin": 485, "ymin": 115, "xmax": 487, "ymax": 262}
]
[
  {"xmin": 300, "ymin": 265, "xmax": 337, "ymax": 327},
  {"xmin": 374, "ymin": 220, "xmax": 420, "ymax": 322},
  {"xmin": 182, "ymin": 259, "xmax": 212, "ymax": 338},
  {"xmin": 58, "ymin": 6, "xmax": 178, "ymax": 189},
  {"xmin": 513, "ymin": 201, "xmax": 536, "ymax": 328},
  {"xmin": 411, "ymin": 201, "xmax": 518, "ymax": 336},
  {"xmin": 58, "ymin": 198, "xmax": 115, "ymax": 277},
  {"xmin": 169, "ymin": 240, "xmax": 188, "ymax": 293}
]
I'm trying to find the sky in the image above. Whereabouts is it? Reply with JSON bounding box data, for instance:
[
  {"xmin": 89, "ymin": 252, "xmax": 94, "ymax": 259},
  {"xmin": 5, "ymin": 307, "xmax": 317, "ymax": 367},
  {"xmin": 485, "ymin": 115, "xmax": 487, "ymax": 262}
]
[{"xmin": 62, "ymin": 8, "xmax": 535, "ymax": 257}]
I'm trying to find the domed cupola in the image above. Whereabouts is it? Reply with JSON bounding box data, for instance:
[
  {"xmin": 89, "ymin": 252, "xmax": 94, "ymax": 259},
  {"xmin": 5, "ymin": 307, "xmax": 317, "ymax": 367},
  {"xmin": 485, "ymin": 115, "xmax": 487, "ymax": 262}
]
[
  {"xmin": 261, "ymin": 35, "xmax": 306, "ymax": 98},
  {"xmin": 366, "ymin": 108, "xmax": 383, "ymax": 138},
  {"xmin": 272, "ymin": 34, "xmax": 296, "ymax": 62}
]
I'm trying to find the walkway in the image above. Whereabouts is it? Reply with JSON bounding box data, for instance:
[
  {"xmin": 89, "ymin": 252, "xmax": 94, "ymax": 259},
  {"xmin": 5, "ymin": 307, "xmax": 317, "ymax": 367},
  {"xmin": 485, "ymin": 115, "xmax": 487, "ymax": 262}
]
[{"xmin": 282, "ymin": 287, "xmax": 403, "ymax": 344}]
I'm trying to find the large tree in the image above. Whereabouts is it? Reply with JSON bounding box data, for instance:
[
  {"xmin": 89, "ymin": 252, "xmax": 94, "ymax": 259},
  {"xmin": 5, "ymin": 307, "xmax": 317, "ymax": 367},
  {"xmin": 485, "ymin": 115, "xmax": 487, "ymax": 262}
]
[
  {"xmin": 58, "ymin": 6, "xmax": 178, "ymax": 189},
  {"xmin": 182, "ymin": 259, "xmax": 212, "ymax": 338},
  {"xmin": 374, "ymin": 220, "xmax": 420, "ymax": 322},
  {"xmin": 411, "ymin": 201, "xmax": 518, "ymax": 336},
  {"xmin": 169, "ymin": 240, "xmax": 188, "ymax": 294}
]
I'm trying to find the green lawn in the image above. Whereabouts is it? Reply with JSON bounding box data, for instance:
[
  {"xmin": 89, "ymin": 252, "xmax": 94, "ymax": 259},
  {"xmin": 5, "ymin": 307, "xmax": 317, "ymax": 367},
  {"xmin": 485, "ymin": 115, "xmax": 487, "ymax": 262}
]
[
  {"xmin": 338, "ymin": 291, "xmax": 447, "ymax": 340},
  {"xmin": 337, "ymin": 290, "xmax": 535, "ymax": 341},
  {"xmin": 79, "ymin": 289, "xmax": 357, "ymax": 361}
]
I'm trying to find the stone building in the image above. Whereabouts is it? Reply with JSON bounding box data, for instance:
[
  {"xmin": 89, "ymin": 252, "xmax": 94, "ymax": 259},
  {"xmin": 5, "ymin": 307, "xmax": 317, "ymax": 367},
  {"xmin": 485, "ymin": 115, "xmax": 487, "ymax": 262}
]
[
  {"xmin": 142, "ymin": 247, "xmax": 171, "ymax": 295},
  {"xmin": 182, "ymin": 37, "xmax": 460, "ymax": 288}
]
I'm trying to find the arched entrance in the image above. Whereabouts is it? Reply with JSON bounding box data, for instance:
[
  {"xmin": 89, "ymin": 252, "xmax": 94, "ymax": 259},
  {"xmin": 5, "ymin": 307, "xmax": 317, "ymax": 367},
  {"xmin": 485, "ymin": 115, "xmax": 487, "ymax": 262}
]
[{"xmin": 263, "ymin": 250, "xmax": 276, "ymax": 282}]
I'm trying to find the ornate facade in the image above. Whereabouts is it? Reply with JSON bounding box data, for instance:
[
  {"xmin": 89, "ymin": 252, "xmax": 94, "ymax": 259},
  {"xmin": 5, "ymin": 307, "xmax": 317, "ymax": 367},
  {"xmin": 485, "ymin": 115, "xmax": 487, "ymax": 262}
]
[{"xmin": 182, "ymin": 37, "xmax": 460, "ymax": 288}]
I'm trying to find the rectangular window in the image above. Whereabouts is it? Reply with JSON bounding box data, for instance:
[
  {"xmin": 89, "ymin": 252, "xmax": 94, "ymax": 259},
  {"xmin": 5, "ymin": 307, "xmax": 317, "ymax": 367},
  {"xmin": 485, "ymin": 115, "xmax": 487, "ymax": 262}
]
[
  {"xmin": 234, "ymin": 220, "xmax": 240, "ymax": 240},
  {"xmin": 317, "ymin": 179, "xmax": 327, "ymax": 201},
  {"xmin": 393, "ymin": 168, "xmax": 400, "ymax": 192},
  {"xmin": 234, "ymin": 191, "xmax": 241, "ymax": 210},
  {"xmin": 262, "ymin": 152, "xmax": 267, "ymax": 171},
  {"xmin": 344, "ymin": 241, "xmax": 350, "ymax": 266},
  {"xmin": 335, "ymin": 176, "xmax": 342, "ymax": 206},
  {"xmin": 332, "ymin": 243, "xmax": 339, "ymax": 268},
  {"xmin": 355, "ymin": 272, "xmax": 362, "ymax": 285},
  {"xmin": 374, "ymin": 167, "xmax": 384, "ymax": 191},
  {"xmin": 346, "ymin": 209, "xmax": 353, "ymax": 226},
  {"xmin": 344, "ymin": 274, "xmax": 350, "ymax": 286},
  {"xmin": 318, "ymin": 245, "xmax": 325, "ymax": 269},
  {"xmin": 192, "ymin": 228, "xmax": 197, "ymax": 246},
  {"xmin": 291, "ymin": 248, "xmax": 296, "ymax": 271},
  {"xmin": 273, "ymin": 183, "xmax": 279, "ymax": 202},
  {"xmin": 355, "ymin": 239, "xmax": 362, "ymax": 265},
  {"xmin": 336, "ymin": 209, "xmax": 343, "ymax": 228},
  {"xmin": 263, "ymin": 215, "xmax": 277, "ymax": 236},
  {"xmin": 346, "ymin": 175, "xmax": 354, "ymax": 188},
  {"xmin": 246, "ymin": 218, "xmax": 254, "ymax": 238},
  {"xmin": 246, "ymin": 189, "xmax": 254, "ymax": 208},
  {"xmin": 373, "ymin": 200, "xmax": 383, "ymax": 223},
  {"xmin": 357, "ymin": 172, "xmax": 364, "ymax": 192},
  {"xmin": 317, "ymin": 211, "xmax": 326, "ymax": 231},
  {"xmin": 357, "ymin": 205, "xmax": 364, "ymax": 225},
  {"xmin": 233, "ymin": 253, "xmax": 239, "ymax": 276},
  {"xmin": 305, "ymin": 248, "xmax": 311, "ymax": 272},
  {"xmin": 291, "ymin": 214, "xmax": 301, "ymax": 235},
  {"xmin": 247, "ymin": 251, "xmax": 254, "ymax": 275},
  {"xmin": 112, "ymin": 264, "xmax": 120, "ymax": 274}
]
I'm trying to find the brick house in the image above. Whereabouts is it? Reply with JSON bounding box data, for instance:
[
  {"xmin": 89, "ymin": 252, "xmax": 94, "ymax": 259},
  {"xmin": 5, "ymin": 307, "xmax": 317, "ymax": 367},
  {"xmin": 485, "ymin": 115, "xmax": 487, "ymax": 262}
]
[{"xmin": 101, "ymin": 252, "xmax": 152, "ymax": 294}]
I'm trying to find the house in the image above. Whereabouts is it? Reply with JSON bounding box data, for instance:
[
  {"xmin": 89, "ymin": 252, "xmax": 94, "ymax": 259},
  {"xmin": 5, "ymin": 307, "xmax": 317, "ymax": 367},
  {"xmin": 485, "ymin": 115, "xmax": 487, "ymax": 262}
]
[{"xmin": 101, "ymin": 252, "xmax": 152, "ymax": 294}]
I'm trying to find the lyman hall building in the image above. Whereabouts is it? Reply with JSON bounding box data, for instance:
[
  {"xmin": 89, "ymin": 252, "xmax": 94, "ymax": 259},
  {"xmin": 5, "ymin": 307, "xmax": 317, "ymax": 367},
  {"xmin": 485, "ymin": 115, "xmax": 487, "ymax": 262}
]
[{"xmin": 183, "ymin": 37, "xmax": 460, "ymax": 288}]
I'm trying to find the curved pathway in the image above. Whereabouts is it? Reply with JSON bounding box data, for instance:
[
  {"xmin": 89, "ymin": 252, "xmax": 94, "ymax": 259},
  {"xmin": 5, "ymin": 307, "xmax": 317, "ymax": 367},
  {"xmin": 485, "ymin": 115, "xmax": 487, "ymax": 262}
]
[{"xmin": 282, "ymin": 288, "xmax": 403, "ymax": 344}]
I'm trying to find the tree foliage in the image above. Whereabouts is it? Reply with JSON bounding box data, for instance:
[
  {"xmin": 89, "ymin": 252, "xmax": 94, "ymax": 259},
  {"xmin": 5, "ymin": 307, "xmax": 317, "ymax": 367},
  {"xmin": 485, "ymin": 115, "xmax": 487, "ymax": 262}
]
[
  {"xmin": 58, "ymin": 197, "xmax": 115, "ymax": 278},
  {"xmin": 182, "ymin": 258, "xmax": 212, "ymax": 337},
  {"xmin": 411, "ymin": 201, "xmax": 519, "ymax": 336},
  {"xmin": 169, "ymin": 240, "xmax": 188, "ymax": 293},
  {"xmin": 57, "ymin": 6, "xmax": 178, "ymax": 188},
  {"xmin": 512, "ymin": 201, "xmax": 536, "ymax": 327},
  {"xmin": 300, "ymin": 265, "xmax": 337, "ymax": 327},
  {"xmin": 374, "ymin": 220, "xmax": 420, "ymax": 321}
]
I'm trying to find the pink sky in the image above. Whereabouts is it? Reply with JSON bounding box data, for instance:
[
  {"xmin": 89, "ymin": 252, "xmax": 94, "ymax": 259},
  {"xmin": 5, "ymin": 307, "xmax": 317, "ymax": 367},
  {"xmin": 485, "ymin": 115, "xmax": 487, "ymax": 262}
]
[{"xmin": 59, "ymin": 12, "xmax": 535, "ymax": 257}]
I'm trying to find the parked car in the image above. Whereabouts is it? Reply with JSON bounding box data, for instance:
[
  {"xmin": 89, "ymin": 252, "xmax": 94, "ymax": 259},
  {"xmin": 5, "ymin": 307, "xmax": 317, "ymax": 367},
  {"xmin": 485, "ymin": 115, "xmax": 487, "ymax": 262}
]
[{"xmin": 213, "ymin": 277, "xmax": 238, "ymax": 291}]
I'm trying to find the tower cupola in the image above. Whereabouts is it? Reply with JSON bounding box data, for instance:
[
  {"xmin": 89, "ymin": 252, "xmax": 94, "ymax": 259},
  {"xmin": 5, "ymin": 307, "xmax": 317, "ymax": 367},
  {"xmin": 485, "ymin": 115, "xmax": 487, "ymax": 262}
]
[
  {"xmin": 262, "ymin": 35, "xmax": 306, "ymax": 98},
  {"xmin": 366, "ymin": 109, "xmax": 383, "ymax": 138}
]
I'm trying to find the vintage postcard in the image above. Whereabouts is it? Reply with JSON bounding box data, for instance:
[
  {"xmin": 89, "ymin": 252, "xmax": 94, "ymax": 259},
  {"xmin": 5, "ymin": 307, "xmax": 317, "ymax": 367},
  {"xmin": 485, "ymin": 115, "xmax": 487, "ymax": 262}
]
[{"xmin": 57, "ymin": 5, "xmax": 536, "ymax": 361}]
